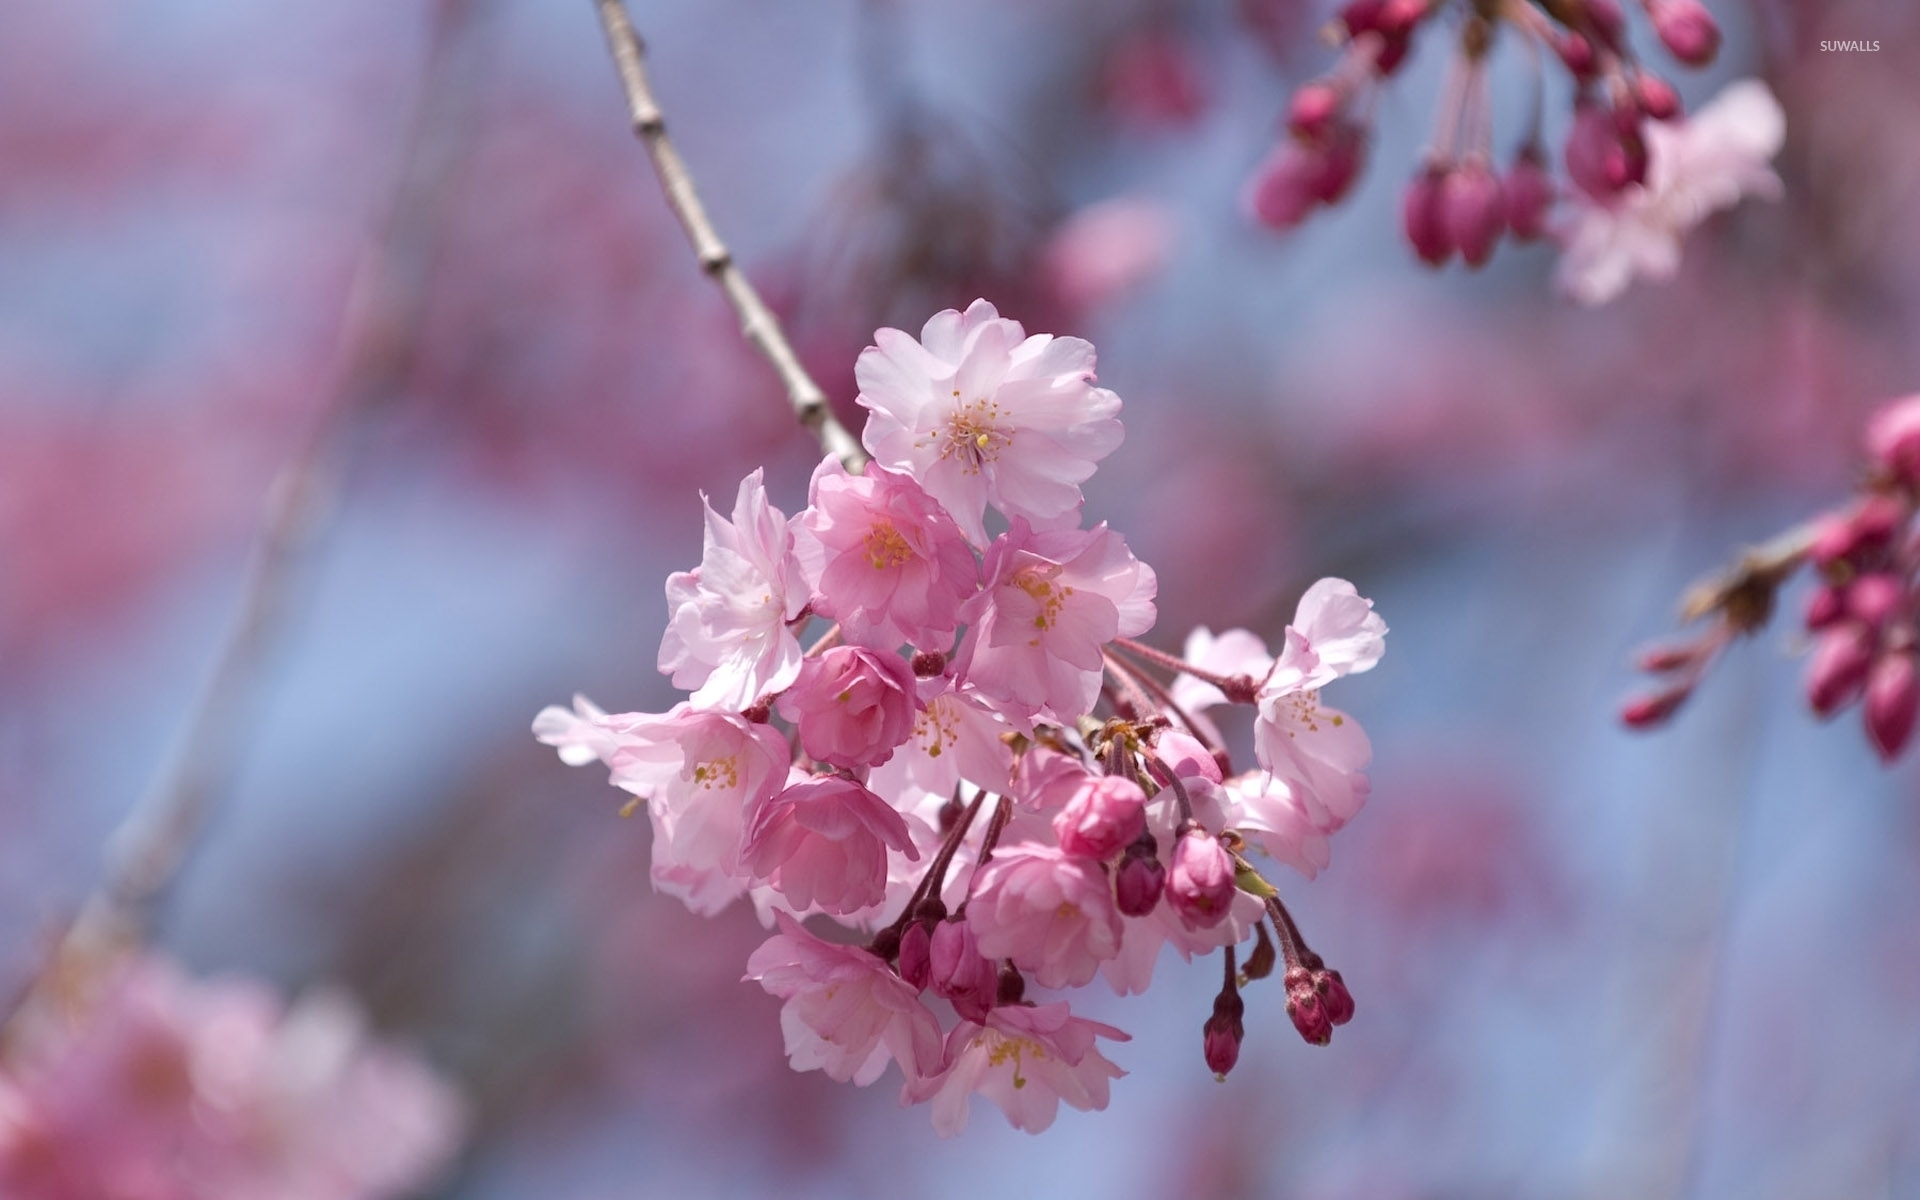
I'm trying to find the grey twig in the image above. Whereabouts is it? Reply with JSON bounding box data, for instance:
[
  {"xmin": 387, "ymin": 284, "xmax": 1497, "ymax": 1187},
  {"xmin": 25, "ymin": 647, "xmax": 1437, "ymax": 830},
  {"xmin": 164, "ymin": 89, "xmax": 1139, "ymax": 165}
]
[{"xmin": 591, "ymin": 0, "xmax": 868, "ymax": 472}]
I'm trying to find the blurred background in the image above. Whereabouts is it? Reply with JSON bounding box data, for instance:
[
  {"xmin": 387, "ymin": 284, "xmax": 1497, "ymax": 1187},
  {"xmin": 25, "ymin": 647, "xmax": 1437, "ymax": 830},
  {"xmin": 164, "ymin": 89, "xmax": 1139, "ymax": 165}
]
[{"xmin": 5, "ymin": 0, "xmax": 1920, "ymax": 1195}]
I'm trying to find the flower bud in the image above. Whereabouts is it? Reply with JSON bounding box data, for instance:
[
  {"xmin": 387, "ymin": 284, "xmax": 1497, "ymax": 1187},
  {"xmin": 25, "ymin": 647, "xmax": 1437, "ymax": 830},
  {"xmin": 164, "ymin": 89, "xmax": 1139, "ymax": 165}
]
[
  {"xmin": 1634, "ymin": 75, "xmax": 1682, "ymax": 122},
  {"xmin": 1866, "ymin": 395, "xmax": 1920, "ymax": 487},
  {"xmin": 1806, "ymin": 623, "xmax": 1875, "ymax": 718},
  {"xmin": 1053, "ymin": 776, "xmax": 1148, "ymax": 860},
  {"xmin": 1847, "ymin": 573, "xmax": 1905, "ymax": 629},
  {"xmin": 1203, "ymin": 992, "xmax": 1246, "ymax": 1078},
  {"xmin": 1167, "ymin": 830, "xmax": 1237, "ymax": 929},
  {"xmin": 1114, "ymin": 840, "xmax": 1166, "ymax": 916},
  {"xmin": 1620, "ymin": 685, "xmax": 1689, "ymax": 729},
  {"xmin": 1247, "ymin": 146, "xmax": 1322, "ymax": 231},
  {"xmin": 1866, "ymin": 651, "xmax": 1920, "ymax": 762},
  {"xmin": 1653, "ymin": 0, "xmax": 1720, "ymax": 66},
  {"xmin": 1555, "ymin": 30, "xmax": 1596, "ymax": 78},
  {"xmin": 928, "ymin": 919, "xmax": 998, "ymax": 1022},
  {"xmin": 1288, "ymin": 82, "xmax": 1342, "ymax": 140},
  {"xmin": 897, "ymin": 920, "xmax": 933, "ymax": 991},
  {"xmin": 1315, "ymin": 968, "xmax": 1355, "ymax": 1025},
  {"xmin": 1565, "ymin": 102, "xmax": 1646, "ymax": 199},
  {"xmin": 1583, "ymin": 0, "xmax": 1626, "ymax": 47},
  {"xmin": 1806, "ymin": 584, "xmax": 1848, "ymax": 631},
  {"xmin": 1403, "ymin": 164, "xmax": 1454, "ymax": 266},
  {"xmin": 1443, "ymin": 160, "xmax": 1506, "ymax": 268},
  {"xmin": 1242, "ymin": 923, "xmax": 1278, "ymax": 982},
  {"xmin": 1285, "ymin": 968, "xmax": 1333, "ymax": 1046},
  {"xmin": 910, "ymin": 649, "xmax": 947, "ymax": 678},
  {"xmin": 1503, "ymin": 149, "xmax": 1554, "ymax": 241},
  {"xmin": 1311, "ymin": 126, "xmax": 1367, "ymax": 205}
]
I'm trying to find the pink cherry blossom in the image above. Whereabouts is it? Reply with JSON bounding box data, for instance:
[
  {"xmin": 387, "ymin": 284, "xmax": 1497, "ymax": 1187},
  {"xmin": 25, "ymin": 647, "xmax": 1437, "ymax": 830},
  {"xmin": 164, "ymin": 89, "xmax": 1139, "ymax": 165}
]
[
  {"xmin": 1253, "ymin": 638, "xmax": 1375, "ymax": 833},
  {"xmin": 774, "ymin": 646, "xmax": 919, "ymax": 769},
  {"xmin": 955, "ymin": 520, "xmax": 1157, "ymax": 724},
  {"xmin": 1557, "ymin": 79, "xmax": 1785, "ymax": 306},
  {"xmin": 967, "ymin": 843, "xmax": 1124, "ymax": 988},
  {"xmin": 1288, "ymin": 577, "xmax": 1389, "ymax": 682},
  {"xmin": 657, "ymin": 468, "xmax": 809, "ymax": 711},
  {"xmin": 741, "ymin": 776, "xmax": 920, "ymax": 915},
  {"xmin": 904, "ymin": 1002, "xmax": 1128, "ymax": 1135},
  {"xmin": 1166, "ymin": 829, "xmax": 1237, "ymax": 929},
  {"xmin": 865, "ymin": 682, "xmax": 1015, "ymax": 799},
  {"xmin": 792, "ymin": 457, "xmax": 980, "ymax": 652},
  {"xmin": 1225, "ymin": 771, "xmax": 1337, "ymax": 879},
  {"xmin": 744, "ymin": 913, "xmax": 944, "ymax": 1087},
  {"xmin": 854, "ymin": 299, "xmax": 1125, "ymax": 545},
  {"xmin": 537, "ymin": 700, "xmax": 788, "ymax": 914},
  {"xmin": 1052, "ymin": 775, "xmax": 1147, "ymax": 861}
]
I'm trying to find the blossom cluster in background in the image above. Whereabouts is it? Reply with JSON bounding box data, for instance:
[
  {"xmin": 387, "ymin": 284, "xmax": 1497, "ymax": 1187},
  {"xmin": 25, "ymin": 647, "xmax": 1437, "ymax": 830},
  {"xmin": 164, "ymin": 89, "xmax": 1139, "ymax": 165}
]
[
  {"xmin": 536, "ymin": 301, "xmax": 1386, "ymax": 1133},
  {"xmin": 0, "ymin": 954, "xmax": 463, "ymax": 1200}
]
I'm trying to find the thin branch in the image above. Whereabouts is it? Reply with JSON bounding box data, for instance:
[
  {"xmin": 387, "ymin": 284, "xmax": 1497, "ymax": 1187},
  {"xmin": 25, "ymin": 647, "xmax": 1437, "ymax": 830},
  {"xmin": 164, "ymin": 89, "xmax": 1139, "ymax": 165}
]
[
  {"xmin": 4, "ymin": 2, "xmax": 479, "ymax": 1022},
  {"xmin": 592, "ymin": 0, "xmax": 868, "ymax": 472}
]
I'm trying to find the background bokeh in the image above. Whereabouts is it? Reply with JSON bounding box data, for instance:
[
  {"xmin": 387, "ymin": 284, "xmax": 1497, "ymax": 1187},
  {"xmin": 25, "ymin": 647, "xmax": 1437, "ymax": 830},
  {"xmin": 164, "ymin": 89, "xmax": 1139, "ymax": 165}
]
[{"xmin": 6, "ymin": 0, "xmax": 1920, "ymax": 1195}]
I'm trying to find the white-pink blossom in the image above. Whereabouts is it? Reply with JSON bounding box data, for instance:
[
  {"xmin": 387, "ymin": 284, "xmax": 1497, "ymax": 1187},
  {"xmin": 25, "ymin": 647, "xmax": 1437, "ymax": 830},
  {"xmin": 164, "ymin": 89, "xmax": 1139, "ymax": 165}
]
[
  {"xmin": 658, "ymin": 469, "xmax": 809, "ymax": 711},
  {"xmin": 865, "ymin": 682, "xmax": 1015, "ymax": 800},
  {"xmin": 792, "ymin": 458, "xmax": 980, "ymax": 652},
  {"xmin": 855, "ymin": 299, "xmax": 1125, "ymax": 545},
  {"xmin": 1251, "ymin": 579, "xmax": 1384, "ymax": 834},
  {"xmin": 904, "ymin": 1002, "xmax": 1128, "ymax": 1135},
  {"xmin": 967, "ymin": 843, "xmax": 1124, "ymax": 988},
  {"xmin": 745, "ymin": 913, "xmax": 944, "ymax": 1087},
  {"xmin": 955, "ymin": 520, "xmax": 1157, "ymax": 724},
  {"xmin": 774, "ymin": 646, "xmax": 919, "ymax": 770},
  {"xmin": 741, "ymin": 776, "xmax": 920, "ymax": 915},
  {"xmin": 1557, "ymin": 79, "xmax": 1785, "ymax": 306},
  {"xmin": 1222, "ymin": 771, "xmax": 1335, "ymax": 879}
]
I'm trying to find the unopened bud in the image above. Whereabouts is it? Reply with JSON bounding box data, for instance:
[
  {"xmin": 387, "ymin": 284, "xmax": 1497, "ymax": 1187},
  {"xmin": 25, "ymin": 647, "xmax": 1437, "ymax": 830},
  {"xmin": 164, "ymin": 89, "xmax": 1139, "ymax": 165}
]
[
  {"xmin": 1847, "ymin": 573, "xmax": 1905, "ymax": 629},
  {"xmin": 1247, "ymin": 146, "xmax": 1322, "ymax": 231},
  {"xmin": 1443, "ymin": 159, "xmax": 1506, "ymax": 268},
  {"xmin": 1866, "ymin": 395, "xmax": 1920, "ymax": 486},
  {"xmin": 929, "ymin": 919, "xmax": 998, "ymax": 1022},
  {"xmin": 1285, "ymin": 967, "xmax": 1333, "ymax": 1046},
  {"xmin": 1555, "ymin": 30, "xmax": 1596, "ymax": 78},
  {"xmin": 1315, "ymin": 968, "xmax": 1355, "ymax": 1025},
  {"xmin": 1653, "ymin": 0, "xmax": 1720, "ymax": 66},
  {"xmin": 1114, "ymin": 838, "xmax": 1167, "ymax": 916},
  {"xmin": 1167, "ymin": 830, "xmax": 1238, "ymax": 929},
  {"xmin": 1311, "ymin": 126, "xmax": 1367, "ymax": 206},
  {"xmin": 897, "ymin": 920, "xmax": 933, "ymax": 991},
  {"xmin": 1636, "ymin": 641, "xmax": 1701, "ymax": 673},
  {"xmin": 1807, "ymin": 623, "xmax": 1875, "ymax": 718},
  {"xmin": 1242, "ymin": 923, "xmax": 1278, "ymax": 982},
  {"xmin": 1566, "ymin": 103, "xmax": 1646, "ymax": 200},
  {"xmin": 1288, "ymin": 82, "xmax": 1342, "ymax": 139},
  {"xmin": 1806, "ymin": 585, "xmax": 1848, "ymax": 631},
  {"xmin": 1203, "ymin": 987, "xmax": 1247, "ymax": 1077},
  {"xmin": 1621, "ymin": 685, "xmax": 1690, "ymax": 729},
  {"xmin": 1866, "ymin": 651, "xmax": 1920, "ymax": 762},
  {"xmin": 1403, "ymin": 164, "xmax": 1454, "ymax": 266},
  {"xmin": 1635, "ymin": 75, "xmax": 1682, "ymax": 121},
  {"xmin": 1054, "ymin": 775, "xmax": 1148, "ymax": 860},
  {"xmin": 1503, "ymin": 148, "xmax": 1554, "ymax": 241}
]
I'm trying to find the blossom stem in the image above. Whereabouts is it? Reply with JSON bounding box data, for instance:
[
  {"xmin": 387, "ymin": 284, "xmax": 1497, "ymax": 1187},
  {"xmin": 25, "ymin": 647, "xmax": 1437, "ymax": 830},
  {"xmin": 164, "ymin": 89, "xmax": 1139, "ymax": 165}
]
[
  {"xmin": 1143, "ymin": 752, "xmax": 1196, "ymax": 827},
  {"xmin": 1106, "ymin": 649, "xmax": 1228, "ymax": 762},
  {"xmin": 591, "ymin": 0, "xmax": 867, "ymax": 472}
]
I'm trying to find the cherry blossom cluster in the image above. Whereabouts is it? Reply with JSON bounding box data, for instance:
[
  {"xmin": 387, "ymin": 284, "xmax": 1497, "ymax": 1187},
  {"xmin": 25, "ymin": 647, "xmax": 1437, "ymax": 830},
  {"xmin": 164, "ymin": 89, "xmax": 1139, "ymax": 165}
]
[
  {"xmin": 1627, "ymin": 393, "xmax": 1920, "ymax": 762},
  {"xmin": 0, "ymin": 953, "xmax": 464, "ymax": 1199},
  {"xmin": 1245, "ymin": 0, "xmax": 1783, "ymax": 301},
  {"xmin": 535, "ymin": 300, "xmax": 1388, "ymax": 1134}
]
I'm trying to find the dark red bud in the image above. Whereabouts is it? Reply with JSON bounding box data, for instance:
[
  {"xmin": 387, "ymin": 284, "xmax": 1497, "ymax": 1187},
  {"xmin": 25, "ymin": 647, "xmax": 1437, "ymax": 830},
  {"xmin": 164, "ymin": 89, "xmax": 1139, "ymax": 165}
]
[
  {"xmin": 1807, "ymin": 624, "xmax": 1876, "ymax": 718},
  {"xmin": 1503, "ymin": 149, "xmax": 1554, "ymax": 241},
  {"xmin": 1315, "ymin": 968, "xmax": 1355, "ymax": 1025},
  {"xmin": 1635, "ymin": 75, "xmax": 1682, "ymax": 121},
  {"xmin": 1866, "ymin": 651, "xmax": 1920, "ymax": 762},
  {"xmin": 1403, "ymin": 164, "xmax": 1454, "ymax": 266},
  {"xmin": 897, "ymin": 921, "xmax": 933, "ymax": 991},
  {"xmin": 1115, "ymin": 842, "xmax": 1167, "ymax": 916},
  {"xmin": 1621, "ymin": 685, "xmax": 1690, "ymax": 729},
  {"xmin": 910, "ymin": 650, "xmax": 947, "ymax": 678},
  {"xmin": 1288, "ymin": 82, "xmax": 1343, "ymax": 139},
  {"xmin": 1653, "ymin": 0, "xmax": 1720, "ymax": 66},
  {"xmin": 1806, "ymin": 585, "xmax": 1849, "ymax": 631},
  {"xmin": 1442, "ymin": 160, "xmax": 1506, "ymax": 268},
  {"xmin": 1847, "ymin": 573, "xmax": 1906, "ymax": 629}
]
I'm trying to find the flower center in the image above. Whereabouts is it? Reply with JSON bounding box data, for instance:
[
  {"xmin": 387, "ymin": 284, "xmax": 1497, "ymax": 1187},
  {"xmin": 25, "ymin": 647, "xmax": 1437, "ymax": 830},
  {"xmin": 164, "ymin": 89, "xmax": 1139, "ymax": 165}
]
[
  {"xmin": 1011, "ymin": 567, "xmax": 1074, "ymax": 643},
  {"xmin": 941, "ymin": 394, "xmax": 1013, "ymax": 473},
  {"xmin": 984, "ymin": 1032, "xmax": 1047, "ymax": 1090},
  {"xmin": 691, "ymin": 754, "xmax": 741, "ymax": 789},
  {"xmin": 864, "ymin": 520, "xmax": 914, "ymax": 570}
]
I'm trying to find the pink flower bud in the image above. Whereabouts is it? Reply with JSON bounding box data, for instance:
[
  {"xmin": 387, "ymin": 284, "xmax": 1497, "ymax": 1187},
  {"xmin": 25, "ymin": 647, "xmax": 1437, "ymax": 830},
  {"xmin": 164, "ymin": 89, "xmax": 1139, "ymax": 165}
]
[
  {"xmin": 1621, "ymin": 685, "xmax": 1690, "ymax": 729},
  {"xmin": 1311, "ymin": 125, "xmax": 1368, "ymax": 205},
  {"xmin": 1247, "ymin": 146, "xmax": 1322, "ymax": 230},
  {"xmin": 1565, "ymin": 102, "xmax": 1646, "ymax": 199},
  {"xmin": 1203, "ymin": 993, "xmax": 1246, "ymax": 1077},
  {"xmin": 1443, "ymin": 160, "xmax": 1506, "ymax": 268},
  {"xmin": 1403, "ymin": 164, "xmax": 1454, "ymax": 266},
  {"xmin": 1636, "ymin": 641, "xmax": 1702, "ymax": 673},
  {"xmin": 1806, "ymin": 585, "xmax": 1848, "ymax": 631},
  {"xmin": 1865, "ymin": 395, "xmax": 1920, "ymax": 486},
  {"xmin": 1339, "ymin": 0, "xmax": 1386, "ymax": 35},
  {"xmin": 775, "ymin": 646, "xmax": 917, "ymax": 770},
  {"xmin": 1813, "ymin": 496, "xmax": 1906, "ymax": 569},
  {"xmin": 1285, "ymin": 968, "xmax": 1333, "ymax": 1046},
  {"xmin": 1316, "ymin": 968, "xmax": 1355, "ymax": 1025},
  {"xmin": 1503, "ymin": 149, "xmax": 1554, "ymax": 241},
  {"xmin": 1634, "ymin": 75, "xmax": 1682, "ymax": 121},
  {"xmin": 1585, "ymin": 0, "xmax": 1626, "ymax": 47},
  {"xmin": 1653, "ymin": 0, "xmax": 1720, "ymax": 66},
  {"xmin": 1866, "ymin": 652, "xmax": 1920, "ymax": 762},
  {"xmin": 1114, "ymin": 842, "xmax": 1166, "ymax": 916},
  {"xmin": 1375, "ymin": 0, "xmax": 1424, "ymax": 37},
  {"xmin": 1806, "ymin": 624, "xmax": 1875, "ymax": 718},
  {"xmin": 1555, "ymin": 30, "xmax": 1597, "ymax": 78},
  {"xmin": 1053, "ymin": 776, "xmax": 1149, "ymax": 860},
  {"xmin": 1374, "ymin": 29, "xmax": 1412, "ymax": 74},
  {"xmin": 1167, "ymin": 830, "xmax": 1237, "ymax": 929},
  {"xmin": 1288, "ymin": 82, "xmax": 1342, "ymax": 139},
  {"xmin": 929, "ymin": 919, "xmax": 998, "ymax": 1022},
  {"xmin": 898, "ymin": 920, "xmax": 933, "ymax": 991},
  {"xmin": 1847, "ymin": 573, "xmax": 1906, "ymax": 629}
]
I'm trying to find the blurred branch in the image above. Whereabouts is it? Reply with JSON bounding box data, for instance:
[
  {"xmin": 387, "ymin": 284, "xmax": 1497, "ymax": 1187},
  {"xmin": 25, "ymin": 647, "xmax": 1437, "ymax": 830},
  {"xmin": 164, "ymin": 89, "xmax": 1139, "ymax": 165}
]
[
  {"xmin": 3, "ymin": 1, "xmax": 480, "ymax": 1029},
  {"xmin": 592, "ymin": 0, "xmax": 868, "ymax": 472}
]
